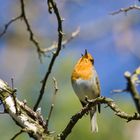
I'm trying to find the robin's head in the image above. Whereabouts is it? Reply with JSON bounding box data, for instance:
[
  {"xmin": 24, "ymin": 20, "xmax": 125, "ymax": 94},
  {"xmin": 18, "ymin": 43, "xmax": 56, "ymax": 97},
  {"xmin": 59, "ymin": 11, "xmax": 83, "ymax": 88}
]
[
  {"xmin": 71, "ymin": 50, "xmax": 94, "ymax": 80},
  {"xmin": 80, "ymin": 49, "xmax": 94, "ymax": 65}
]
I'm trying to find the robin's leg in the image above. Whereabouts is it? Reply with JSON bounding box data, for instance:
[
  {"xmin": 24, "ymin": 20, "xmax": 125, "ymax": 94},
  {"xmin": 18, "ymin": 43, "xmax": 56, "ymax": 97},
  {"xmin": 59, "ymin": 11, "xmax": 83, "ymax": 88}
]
[{"xmin": 80, "ymin": 101, "xmax": 89, "ymax": 115}]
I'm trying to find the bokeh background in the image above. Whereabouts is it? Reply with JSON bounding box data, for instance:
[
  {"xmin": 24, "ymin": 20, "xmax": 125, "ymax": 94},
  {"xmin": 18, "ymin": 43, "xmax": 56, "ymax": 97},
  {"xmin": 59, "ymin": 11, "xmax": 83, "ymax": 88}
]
[{"xmin": 0, "ymin": 0, "xmax": 140, "ymax": 139}]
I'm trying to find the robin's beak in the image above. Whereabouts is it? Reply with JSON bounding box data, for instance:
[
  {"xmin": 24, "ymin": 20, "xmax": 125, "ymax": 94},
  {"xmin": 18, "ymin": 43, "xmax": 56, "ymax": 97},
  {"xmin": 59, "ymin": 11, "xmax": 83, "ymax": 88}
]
[{"xmin": 85, "ymin": 49, "xmax": 88, "ymax": 56}]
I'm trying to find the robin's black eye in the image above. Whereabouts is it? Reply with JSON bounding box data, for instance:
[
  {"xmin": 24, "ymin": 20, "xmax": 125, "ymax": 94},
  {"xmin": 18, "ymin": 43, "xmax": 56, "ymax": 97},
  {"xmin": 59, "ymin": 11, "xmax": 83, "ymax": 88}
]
[{"xmin": 90, "ymin": 59, "xmax": 94, "ymax": 64}]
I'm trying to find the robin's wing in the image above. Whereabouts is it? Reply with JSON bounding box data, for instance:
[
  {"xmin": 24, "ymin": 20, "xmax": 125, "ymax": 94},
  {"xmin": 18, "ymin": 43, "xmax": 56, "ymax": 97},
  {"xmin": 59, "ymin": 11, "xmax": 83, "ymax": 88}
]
[
  {"xmin": 96, "ymin": 77, "xmax": 100, "ymax": 96},
  {"xmin": 96, "ymin": 77, "xmax": 101, "ymax": 113}
]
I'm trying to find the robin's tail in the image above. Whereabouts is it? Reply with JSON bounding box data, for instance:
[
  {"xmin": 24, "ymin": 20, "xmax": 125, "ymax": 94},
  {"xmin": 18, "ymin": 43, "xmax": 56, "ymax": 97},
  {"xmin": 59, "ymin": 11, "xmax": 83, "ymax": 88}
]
[{"xmin": 90, "ymin": 106, "xmax": 98, "ymax": 132}]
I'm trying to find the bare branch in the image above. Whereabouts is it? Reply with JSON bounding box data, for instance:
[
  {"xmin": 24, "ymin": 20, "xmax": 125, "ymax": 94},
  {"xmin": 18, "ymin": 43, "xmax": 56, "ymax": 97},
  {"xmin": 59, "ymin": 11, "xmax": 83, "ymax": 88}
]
[
  {"xmin": 111, "ymin": 89, "xmax": 128, "ymax": 95},
  {"xmin": 111, "ymin": 5, "xmax": 140, "ymax": 15},
  {"xmin": 62, "ymin": 27, "xmax": 80, "ymax": 48},
  {"xmin": 33, "ymin": 0, "xmax": 64, "ymax": 111},
  {"xmin": 59, "ymin": 96, "xmax": 140, "ymax": 140},
  {"xmin": 43, "ymin": 27, "xmax": 80, "ymax": 53},
  {"xmin": 0, "ymin": 0, "xmax": 44, "ymax": 61},
  {"xmin": 11, "ymin": 78, "xmax": 19, "ymax": 115},
  {"xmin": 0, "ymin": 16, "xmax": 21, "ymax": 37},
  {"xmin": 45, "ymin": 77, "xmax": 58, "ymax": 131},
  {"xmin": 0, "ymin": 0, "xmax": 79, "ymax": 62},
  {"xmin": 124, "ymin": 67, "xmax": 140, "ymax": 113},
  {"xmin": 111, "ymin": 67, "xmax": 140, "ymax": 113},
  {"xmin": 20, "ymin": 0, "xmax": 44, "ymax": 62},
  {"xmin": 10, "ymin": 130, "xmax": 24, "ymax": 140}
]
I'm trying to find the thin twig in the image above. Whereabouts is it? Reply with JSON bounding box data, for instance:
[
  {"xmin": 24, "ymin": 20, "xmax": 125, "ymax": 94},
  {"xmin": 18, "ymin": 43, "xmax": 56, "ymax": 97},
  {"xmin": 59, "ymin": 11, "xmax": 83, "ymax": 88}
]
[
  {"xmin": 10, "ymin": 130, "xmax": 23, "ymax": 140},
  {"xmin": 33, "ymin": 0, "xmax": 64, "ymax": 111},
  {"xmin": 20, "ymin": 0, "xmax": 44, "ymax": 61},
  {"xmin": 111, "ymin": 4, "xmax": 140, "ymax": 15},
  {"xmin": 62, "ymin": 27, "xmax": 80, "ymax": 48},
  {"xmin": 11, "ymin": 78, "xmax": 19, "ymax": 115},
  {"xmin": 43, "ymin": 27, "xmax": 80, "ymax": 53},
  {"xmin": 59, "ymin": 96, "xmax": 140, "ymax": 140},
  {"xmin": 11, "ymin": 78, "xmax": 14, "ymax": 89},
  {"xmin": 45, "ymin": 77, "xmax": 58, "ymax": 131},
  {"xmin": 111, "ymin": 89, "xmax": 128, "ymax": 94},
  {"xmin": 0, "ymin": 16, "xmax": 21, "ymax": 37},
  {"xmin": 0, "ymin": 0, "xmax": 44, "ymax": 61}
]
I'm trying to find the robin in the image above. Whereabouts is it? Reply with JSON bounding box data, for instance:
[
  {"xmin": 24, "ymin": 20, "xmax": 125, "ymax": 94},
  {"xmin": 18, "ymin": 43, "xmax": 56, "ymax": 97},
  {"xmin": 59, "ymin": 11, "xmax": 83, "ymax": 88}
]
[{"xmin": 71, "ymin": 49, "xmax": 100, "ymax": 132}]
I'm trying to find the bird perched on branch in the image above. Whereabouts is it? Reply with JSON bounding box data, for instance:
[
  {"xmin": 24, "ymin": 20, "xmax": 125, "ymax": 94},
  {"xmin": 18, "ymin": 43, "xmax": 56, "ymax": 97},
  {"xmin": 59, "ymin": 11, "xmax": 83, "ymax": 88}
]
[{"xmin": 71, "ymin": 49, "xmax": 100, "ymax": 132}]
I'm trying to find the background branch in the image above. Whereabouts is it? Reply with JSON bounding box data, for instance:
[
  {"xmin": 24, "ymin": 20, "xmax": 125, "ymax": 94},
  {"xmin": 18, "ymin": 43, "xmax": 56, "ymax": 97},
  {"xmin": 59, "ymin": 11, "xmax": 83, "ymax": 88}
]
[
  {"xmin": 33, "ymin": 0, "xmax": 64, "ymax": 111},
  {"xmin": 45, "ymin": 77, "xmax": 58, "ymax": 132},
  {"xmin": 43, "ymin": 27, "xmax": 80, "ymax": 53},
  {"xmin": 0, "ymin": 16, "xmax": 21, "ymax": 37},
  {"xmin": 111, "ymin": 4, "xmax": 140, "ymax": 15},
  {"xmin": 20, "ymin": 0, "xmax": 44, "ymax": 61},
  {"xmin": 0, "ymin": 0, "xmax": 80, "ymax": 60},
  {"xmin": 0, "ymin": 0, "xmax": 47, "ymax": 61},
  {"xmin": 10, "ymin": 130, "xmax": 24, "ymax": 140}
]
